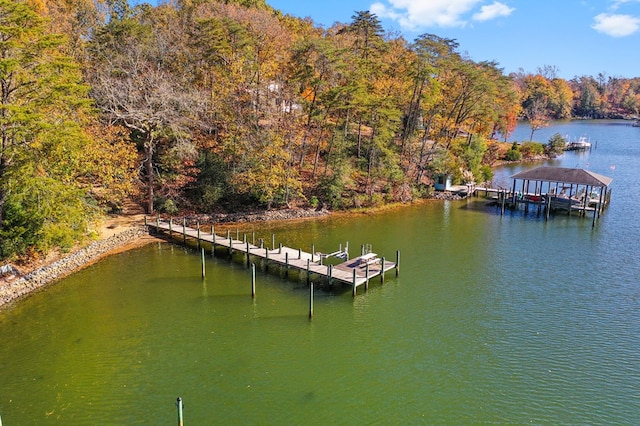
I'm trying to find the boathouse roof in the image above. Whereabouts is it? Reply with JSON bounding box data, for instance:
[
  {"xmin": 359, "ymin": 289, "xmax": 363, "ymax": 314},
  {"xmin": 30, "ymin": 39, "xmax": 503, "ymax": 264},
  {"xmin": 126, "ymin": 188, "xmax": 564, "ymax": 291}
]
[{"xmin": 511, "ymin": 166, "xmax": 613, "ymax": 187}]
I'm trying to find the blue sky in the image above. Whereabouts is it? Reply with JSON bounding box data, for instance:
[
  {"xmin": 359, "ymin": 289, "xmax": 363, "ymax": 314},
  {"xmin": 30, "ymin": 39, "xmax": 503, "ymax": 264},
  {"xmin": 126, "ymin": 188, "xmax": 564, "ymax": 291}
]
[{"xmin": 266, "ymin": 0, "xmax": 640, "ymax": 79}]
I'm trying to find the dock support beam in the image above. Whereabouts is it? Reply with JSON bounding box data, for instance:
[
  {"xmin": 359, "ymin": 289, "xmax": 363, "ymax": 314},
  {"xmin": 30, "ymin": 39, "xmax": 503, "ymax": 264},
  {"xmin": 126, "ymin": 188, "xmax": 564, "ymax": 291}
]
[
  {"xmin": 396, "ymin": 250, "xmax": 400, "ymax": 276},
  {"xmin": 246, "ymin": 241, "xmax": 250, "ymax": 268},
  {"xmin": 381, "ymin": 257, "xmax": 386, "ymax": 283}
]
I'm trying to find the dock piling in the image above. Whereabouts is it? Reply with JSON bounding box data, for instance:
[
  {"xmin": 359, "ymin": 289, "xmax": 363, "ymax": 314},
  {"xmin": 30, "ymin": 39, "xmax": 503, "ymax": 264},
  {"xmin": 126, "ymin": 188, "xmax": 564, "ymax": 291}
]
[
  {"xmin": 396, "ymin": 250, "xmax": 400, "ymax": 276},
  {"xmin": 381, "ymin": 257, "xmax": 386, "ymax": 283},
  {"xmin": 365, "ymin": 263, "xmax": 369, "ymax": 291},
  {"xmin": 182, "ymin": 218, "xmax": 186, "ymax": 244},
  {"xmin": 201, "ymin": 247, "xmax": 206, "ymax": 278},
  {"xmin": 309, "ymin": 282, "xmax": 314, "ymax": 319},
  {"xmin": 352, "ymin": 269, "xmax": 357, "ymax": 297},
  {"xmin": 285, "ymin": 252, "xmax": 289, "ymax": 277},
  {"xmin": 251, "ymin": 263, "xmax": 256, "ymax": 298},
  {"xmin": 176, "ymin": 397, "xmax": 184, "ymax": 426}
]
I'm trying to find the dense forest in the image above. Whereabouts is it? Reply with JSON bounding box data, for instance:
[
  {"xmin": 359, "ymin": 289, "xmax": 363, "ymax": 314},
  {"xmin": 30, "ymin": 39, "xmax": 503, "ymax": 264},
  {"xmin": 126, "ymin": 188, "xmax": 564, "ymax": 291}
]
[{"xmin": 1, "ymin": 0, "xmax": 639, "ymax": 260}]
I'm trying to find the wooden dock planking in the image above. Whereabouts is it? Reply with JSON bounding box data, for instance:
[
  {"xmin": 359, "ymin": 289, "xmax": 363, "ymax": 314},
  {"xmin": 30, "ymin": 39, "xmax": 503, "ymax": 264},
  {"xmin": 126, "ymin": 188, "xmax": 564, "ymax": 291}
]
[{"xmin": 152, "ymin": 220, "xmax": 397, "ymax": 292}]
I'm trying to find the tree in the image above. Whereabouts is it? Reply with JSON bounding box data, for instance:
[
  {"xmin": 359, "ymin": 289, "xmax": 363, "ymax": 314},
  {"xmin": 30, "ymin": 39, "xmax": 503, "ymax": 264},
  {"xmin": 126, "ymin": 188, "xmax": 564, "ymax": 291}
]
[
  {"xmin": 546, "ymin": 133, "xmax": 566, "ymax": 157},
  {"xmin": 87, "ymin": 10, "xmax": 206, "ymax": 214},
  {"xmin": 0, "ymin": 0, "xmax": 97, "ymax": 258}
]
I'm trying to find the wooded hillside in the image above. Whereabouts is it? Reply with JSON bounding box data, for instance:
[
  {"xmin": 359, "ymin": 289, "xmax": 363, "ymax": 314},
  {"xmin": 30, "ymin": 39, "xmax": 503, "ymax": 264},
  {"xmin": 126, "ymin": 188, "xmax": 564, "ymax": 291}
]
[{"xmin": 1, "ymin": 0, "xmax": 638, "ymax": 260}]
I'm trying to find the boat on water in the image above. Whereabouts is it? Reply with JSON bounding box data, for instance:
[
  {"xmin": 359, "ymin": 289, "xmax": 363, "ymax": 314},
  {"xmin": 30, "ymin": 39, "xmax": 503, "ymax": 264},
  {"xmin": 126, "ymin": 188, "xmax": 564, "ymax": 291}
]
[
  {"xmin": 549, "ymin": 195, "xmax": 582, "ymax": 210},
  {"xmin": 565, "ymin": 135, "xmax": 592, "ymax": 150}
]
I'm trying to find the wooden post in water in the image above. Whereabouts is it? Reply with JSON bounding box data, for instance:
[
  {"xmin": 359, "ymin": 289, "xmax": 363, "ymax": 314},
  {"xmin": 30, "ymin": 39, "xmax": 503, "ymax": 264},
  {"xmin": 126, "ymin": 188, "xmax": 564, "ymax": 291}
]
[
  {"xmin": 380, "ymin": 257, "xmax": 386, "ymax": 283},
  {"xmin": 352, "ymin": 269, "xmax": 357, "ymax": 297},
  {"xmin": 396, "ymin": 250, "xmax": 400, "ymax": 276},
  {"xmin": 298, "ymin": 248, "xmax": 301, "ymax": 260},
  {"xmin": 201, "ymin": 247, "xmax": 206, "ymax": 279},
  {"xmin": 246, "ymin": 241, "xmax": 250, "ymax": 268},
  {"xmin": 309, "ymin": 282, "xmax": 314, "ymax": 319},
  {"xmin": 311, "ymin": 244, "xmax": 315, "ymax": 262},
  {"xmin": 176, "ymin": 397, "xmax": 184, "ymax": 426},
  {"xmin": 265, "ymin": 247, "xmax": 269, "ymax": 271},
  {"xmin": 272, "ymin": 234, "xmax": 275, "ymax": 250},
  {"xmin": 236, "ymin": 228, "xmax": 239, "ymax": 241},
  {"xmin": 212, "ymin": 225, "xmax": 216, "ymax": 243},
  {"xmin": 279, "ymin": 243, "xmax": 282, "ymax": 254},
  {"xmin": 228, "ymin": 236, "xmax": 233, "ymax": 256},
  {"xmin": 251, "ymin": 263, "xmax": 256, "ymax": 298},
  {"xmin": 285, "ymin": 252, "xmax": 289, "ymax": 277},
  {"xmin": 182, "ymin": 218, "xmax": 186, "ymax": 244},
  {"xmin": 328, "ymin": 264, "xmax": 333, "ymax": 286},
  {"xmin": 306, "ymin": 259, "xmax": 310, "ymax": 285},
  {"xmin": 365, "ymin": 263, "xmax": 369, "ymax": 291},
  {"xmin": 197, "ymin": 222, "xmax": 201, "ymax": 249},
  {"xmin": 226, "ymin": 229, "xmax": 230, "ymax": 239},
  {"xmin": 252, "ymin": 231, "xmax": 255, "ymax": 246},
  {"xmin": 169, "ymin": 217, "xmax": 173, "ymax": 238},
  {"xmin": 545, "ymin": 194, "xmax": 551, "ymax": 221}
]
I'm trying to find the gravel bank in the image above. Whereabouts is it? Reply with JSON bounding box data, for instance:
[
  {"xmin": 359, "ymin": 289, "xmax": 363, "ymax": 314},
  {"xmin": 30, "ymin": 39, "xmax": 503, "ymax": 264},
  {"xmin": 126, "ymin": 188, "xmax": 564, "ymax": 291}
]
[{"xmin": 0, "ymin": 225, "xmax": 148, "ymax": 308}]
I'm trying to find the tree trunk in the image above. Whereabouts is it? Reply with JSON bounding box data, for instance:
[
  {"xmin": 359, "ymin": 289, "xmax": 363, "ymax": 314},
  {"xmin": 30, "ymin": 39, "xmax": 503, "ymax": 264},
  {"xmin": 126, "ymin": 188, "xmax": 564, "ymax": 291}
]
[{"xmin": 144, "ymin": 135, "xmax": 155, "ymax": 214}]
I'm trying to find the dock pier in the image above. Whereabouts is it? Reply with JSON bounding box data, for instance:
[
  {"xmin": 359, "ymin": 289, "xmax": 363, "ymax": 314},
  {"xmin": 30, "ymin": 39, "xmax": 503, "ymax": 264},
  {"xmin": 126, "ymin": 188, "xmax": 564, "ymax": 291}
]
[{"xmin": 149, "ymin": 218, "xmax": 398, "ymax": 295}]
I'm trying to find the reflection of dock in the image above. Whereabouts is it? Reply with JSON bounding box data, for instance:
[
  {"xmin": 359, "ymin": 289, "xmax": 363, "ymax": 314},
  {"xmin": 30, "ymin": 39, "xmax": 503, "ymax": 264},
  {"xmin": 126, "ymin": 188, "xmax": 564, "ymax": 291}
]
[{"xmin": 150, "ymin": 219, "xmax": 399, "ymax": 295}]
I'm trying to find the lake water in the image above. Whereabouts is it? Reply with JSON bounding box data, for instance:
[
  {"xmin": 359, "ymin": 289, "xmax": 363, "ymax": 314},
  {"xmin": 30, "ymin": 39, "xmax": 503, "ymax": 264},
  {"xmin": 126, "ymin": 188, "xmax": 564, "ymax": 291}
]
[{"xmin": 1, "ymin": 120, "xmax": 639, "ymax": 424}]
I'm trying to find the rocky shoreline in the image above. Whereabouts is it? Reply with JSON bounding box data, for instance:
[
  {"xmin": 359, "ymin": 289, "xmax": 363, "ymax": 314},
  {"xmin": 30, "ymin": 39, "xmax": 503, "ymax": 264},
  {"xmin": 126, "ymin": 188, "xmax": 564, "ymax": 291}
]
[
  {"xmin": 179, "ymin": 207, "xmax": 331, "ymax": 225},
  {"xmin": 0, "ymin": 225, "xmax": 148, "ymax": 308}
]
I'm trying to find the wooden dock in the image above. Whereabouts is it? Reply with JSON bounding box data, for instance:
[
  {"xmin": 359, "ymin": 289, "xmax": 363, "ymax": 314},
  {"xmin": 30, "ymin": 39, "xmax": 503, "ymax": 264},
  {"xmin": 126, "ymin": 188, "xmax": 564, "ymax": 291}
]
[{"xmin": 149, "ymin": 219, "xmax": 398, "ymax": 295}]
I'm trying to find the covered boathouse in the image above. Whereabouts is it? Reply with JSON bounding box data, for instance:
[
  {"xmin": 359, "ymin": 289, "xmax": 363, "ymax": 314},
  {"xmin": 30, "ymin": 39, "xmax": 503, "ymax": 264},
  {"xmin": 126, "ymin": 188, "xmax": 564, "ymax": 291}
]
[{"xmin": 507, "ymin": 166, "xmax": 613, "ymax": 226}]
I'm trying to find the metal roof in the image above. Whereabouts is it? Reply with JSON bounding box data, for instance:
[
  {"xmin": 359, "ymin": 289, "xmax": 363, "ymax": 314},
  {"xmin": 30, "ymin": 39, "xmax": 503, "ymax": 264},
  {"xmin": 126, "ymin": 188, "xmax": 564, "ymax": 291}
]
[{"xmin": 510, "ymin": 166, "xmax": 613, "ymax": 187}]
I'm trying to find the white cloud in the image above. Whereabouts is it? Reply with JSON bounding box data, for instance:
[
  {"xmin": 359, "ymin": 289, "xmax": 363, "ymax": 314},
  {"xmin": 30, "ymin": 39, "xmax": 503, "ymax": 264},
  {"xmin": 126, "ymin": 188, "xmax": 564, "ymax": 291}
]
[
  {"xmin": 472, "ymin": 2, "xmax": 515, "ymax": 21},
  {"xmin": 610, "ymin": 0, "xmax": 640, "ymax": 11},
  {"xmin": 592, "ymin": 13, "xmax": 640, "ymax": 37},
  {"xmin": 371, "ymin": 0, "xmax": 485, "ymax": 29}
]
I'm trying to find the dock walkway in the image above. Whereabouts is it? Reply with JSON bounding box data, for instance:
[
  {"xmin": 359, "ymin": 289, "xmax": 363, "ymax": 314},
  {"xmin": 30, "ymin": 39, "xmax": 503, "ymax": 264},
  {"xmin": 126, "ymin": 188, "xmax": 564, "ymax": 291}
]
[{"xmin": 151, "ymin": 219, "xmax": 398, "ymax": 295}]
